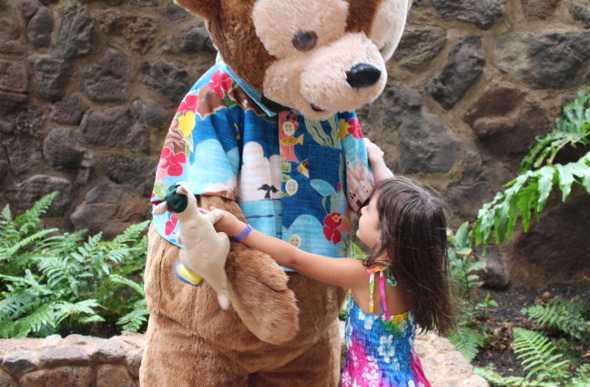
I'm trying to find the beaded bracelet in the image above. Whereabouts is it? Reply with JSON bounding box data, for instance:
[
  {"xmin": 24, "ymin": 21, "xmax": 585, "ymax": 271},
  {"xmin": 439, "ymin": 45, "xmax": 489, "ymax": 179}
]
[{"xmin": 233, "ymin": 224, "xmax": 253, "ymax": 242}]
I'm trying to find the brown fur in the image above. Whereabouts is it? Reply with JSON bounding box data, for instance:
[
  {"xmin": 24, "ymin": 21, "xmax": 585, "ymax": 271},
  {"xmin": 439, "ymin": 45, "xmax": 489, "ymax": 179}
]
[{"xmin": 142, "ymin": 196, "xmax": 347, "ymax": 385}]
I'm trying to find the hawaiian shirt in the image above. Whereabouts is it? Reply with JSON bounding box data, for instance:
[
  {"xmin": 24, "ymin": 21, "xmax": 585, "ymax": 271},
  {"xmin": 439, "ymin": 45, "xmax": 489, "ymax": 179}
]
[{"xmin": 151, "ymin": 59, "xmax": 375, "ymax": 266}]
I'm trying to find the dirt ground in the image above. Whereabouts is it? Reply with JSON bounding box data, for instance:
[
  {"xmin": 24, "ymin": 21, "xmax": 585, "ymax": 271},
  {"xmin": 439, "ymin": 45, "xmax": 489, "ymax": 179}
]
[{"xmin": 470, "ymin": 284, "xmax": 590, "ymax": 378}]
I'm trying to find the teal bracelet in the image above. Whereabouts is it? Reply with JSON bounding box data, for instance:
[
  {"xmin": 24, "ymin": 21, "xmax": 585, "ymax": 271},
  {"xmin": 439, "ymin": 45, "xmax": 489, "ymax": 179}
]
[{"xmin": 233, "ymin": 224, "xmax": 253, "ymax": 242}]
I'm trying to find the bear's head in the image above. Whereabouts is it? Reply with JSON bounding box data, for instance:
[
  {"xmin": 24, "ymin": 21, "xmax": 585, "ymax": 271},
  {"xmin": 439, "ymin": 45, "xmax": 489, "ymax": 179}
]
[{"xmin": 176, "ymin": 0, "xmax": 411, "ymax": 121}]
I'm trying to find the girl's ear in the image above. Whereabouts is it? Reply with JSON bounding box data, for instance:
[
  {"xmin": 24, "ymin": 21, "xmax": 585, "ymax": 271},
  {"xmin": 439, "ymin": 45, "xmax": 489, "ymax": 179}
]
[{"xmin": 175, "ymin": 0, "xmax": 220, "ymax": 20}]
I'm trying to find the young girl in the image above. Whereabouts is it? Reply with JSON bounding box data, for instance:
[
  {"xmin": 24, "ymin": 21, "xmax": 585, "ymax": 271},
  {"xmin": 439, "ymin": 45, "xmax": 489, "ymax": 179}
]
[{"xmin": 211, "ymin": 175, "xmax": 456, "ymax": 387}]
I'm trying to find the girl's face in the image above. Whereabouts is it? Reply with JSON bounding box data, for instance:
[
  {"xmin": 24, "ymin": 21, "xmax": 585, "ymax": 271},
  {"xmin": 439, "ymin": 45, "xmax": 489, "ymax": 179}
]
[{"xmin": 357, "ymin": 191, "xmax": 381, "ymax": 249}]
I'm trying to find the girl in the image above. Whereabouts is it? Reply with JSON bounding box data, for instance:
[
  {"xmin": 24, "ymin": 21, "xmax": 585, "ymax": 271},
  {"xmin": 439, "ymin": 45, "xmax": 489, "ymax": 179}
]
[{"xmin": 211, "ymin": 174, "xmax": 456, "ymax": 387}]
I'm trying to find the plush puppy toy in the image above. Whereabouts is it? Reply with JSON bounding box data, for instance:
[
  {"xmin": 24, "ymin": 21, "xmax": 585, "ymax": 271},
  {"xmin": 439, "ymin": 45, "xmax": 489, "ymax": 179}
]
[
  {"xmin": 152, "ymin": 182, "xmax": 231, "ymax": 310},
  {"xmin": 141, "ymin": 1, "xmax": 410, "ymax": 385}
]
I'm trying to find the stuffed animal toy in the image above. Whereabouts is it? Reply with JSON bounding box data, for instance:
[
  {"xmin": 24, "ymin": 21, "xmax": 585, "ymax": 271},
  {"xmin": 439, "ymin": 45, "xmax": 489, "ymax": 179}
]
[
  {"xmin": 152, "ymin": 181, "xmax": 231, "ymax": 310},
  {"xmin": 140, "ymin": 0, "xmax": 410, "ymax": 385}
]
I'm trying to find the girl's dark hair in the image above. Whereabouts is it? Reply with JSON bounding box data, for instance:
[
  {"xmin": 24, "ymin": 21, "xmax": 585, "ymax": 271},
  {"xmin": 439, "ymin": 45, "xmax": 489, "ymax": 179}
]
[{"xmin": 364, "ymin": 176, "xmax": 457, "ymax": 336}]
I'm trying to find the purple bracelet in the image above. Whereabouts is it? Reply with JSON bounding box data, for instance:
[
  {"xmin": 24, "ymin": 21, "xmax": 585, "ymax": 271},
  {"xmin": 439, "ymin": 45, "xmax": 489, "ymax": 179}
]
[{"xmin": 233, "ymin": 224, "xmax": 253, "ymax": 242}]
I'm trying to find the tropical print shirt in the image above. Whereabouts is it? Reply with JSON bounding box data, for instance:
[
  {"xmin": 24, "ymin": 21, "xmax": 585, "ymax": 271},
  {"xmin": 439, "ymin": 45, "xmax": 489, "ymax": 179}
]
[{"xmin": 151, "ymin": 60, "xmax": 375, "ymax": 265}]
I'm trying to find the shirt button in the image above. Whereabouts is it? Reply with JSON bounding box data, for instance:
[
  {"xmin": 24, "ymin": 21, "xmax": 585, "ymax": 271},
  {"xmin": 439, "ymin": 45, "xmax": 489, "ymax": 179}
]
[
  {"xmin": 282, "ymin": 121, "xmax": 295, "ymax": 136},
  {"xmin": 285, "ymin": 179, "xmax": 298, "ymax": 195},
  {"xmin": 289, "ymin": 234, "xmax": 302, "ymax": 247}
]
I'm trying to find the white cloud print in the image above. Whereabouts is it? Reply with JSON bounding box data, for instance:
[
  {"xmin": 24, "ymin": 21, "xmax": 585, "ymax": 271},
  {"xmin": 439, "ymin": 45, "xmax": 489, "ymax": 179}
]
[{"xmin": 238, "ymin": 142, "xmax": 281, "ymax": 201}]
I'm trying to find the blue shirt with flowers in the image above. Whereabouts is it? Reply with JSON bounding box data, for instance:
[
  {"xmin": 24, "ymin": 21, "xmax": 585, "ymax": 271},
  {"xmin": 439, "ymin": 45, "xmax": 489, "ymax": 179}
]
[{"xmin": 151, "ymin": 60, "xmax": 375, "ymax": 266}]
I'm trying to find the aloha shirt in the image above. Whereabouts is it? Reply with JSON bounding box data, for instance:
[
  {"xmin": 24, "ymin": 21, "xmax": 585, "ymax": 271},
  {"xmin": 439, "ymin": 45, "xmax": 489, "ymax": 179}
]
[{"xmin": 151, "ymin": 59, "xmax": 376, "ymax": 265}]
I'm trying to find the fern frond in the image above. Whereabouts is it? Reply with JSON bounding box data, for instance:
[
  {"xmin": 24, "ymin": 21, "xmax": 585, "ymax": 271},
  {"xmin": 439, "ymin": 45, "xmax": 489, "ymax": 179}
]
[
  {"xmin": 116, "ymin": 298, "xmax": 149, "ymax": 333},
  {"xmin": 447, "ymin": 325, "xmax": 484, "ymax": 362},
  {"xmin": 521, "ymin": 88, "xmax": 590, "ymax": 171},
  {"xmin": 10, "ymin": 302, "xmax": 56, "ymax": 338},
  {"xmin": 512, "ymin": 327, "xmax": 570, "ymax": 382},
  {"xmin": 53, "ymin": 299, "xmax": 104, "ymax": 326},
  {"xmin": 112, "ymin": 220, "xmax": 150, "ymax": 246},
  {"xmin": 522, "ymin": 298, "xmax": 590, "ymax": 344},
  {"xmin": 108, "ymin": 274, "xmax": 145, "ymax": 296},
  {"xmin": 472, "ymin": 152, "xmax": 590, "ymax": 253},
  {"xmin": 13, "ymin": 192, "xmax": 59, "ymax": 230}
]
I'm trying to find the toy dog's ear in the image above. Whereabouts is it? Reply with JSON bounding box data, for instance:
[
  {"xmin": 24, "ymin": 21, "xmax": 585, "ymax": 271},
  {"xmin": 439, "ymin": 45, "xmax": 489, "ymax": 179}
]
[
  {"xmin": 177, "ymin": 181, "xmax": 190, "ymax": 196},
  {"xmin": 153, "ymin": 202, "xmax": 169, "ymax": 215},
  {"xmin": 175, "ymin": 0, "xmax": 219, "ymax": 20}
]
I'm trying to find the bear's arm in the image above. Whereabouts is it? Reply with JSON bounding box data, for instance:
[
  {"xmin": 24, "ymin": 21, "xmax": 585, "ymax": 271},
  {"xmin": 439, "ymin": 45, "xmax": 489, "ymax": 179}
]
[{"xmin": 198, "ymin": 194, "xmax": 300, "ymax": 345}]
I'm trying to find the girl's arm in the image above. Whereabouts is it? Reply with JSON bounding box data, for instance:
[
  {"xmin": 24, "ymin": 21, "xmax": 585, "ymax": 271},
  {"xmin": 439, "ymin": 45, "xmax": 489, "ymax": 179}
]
[
  {"xmin": 213, "ymin": 210, "xmax": 367, "ymax": 290},
  {"xmin": 364, "ymin": 138, "xmax": 391, "ymax": 182}
]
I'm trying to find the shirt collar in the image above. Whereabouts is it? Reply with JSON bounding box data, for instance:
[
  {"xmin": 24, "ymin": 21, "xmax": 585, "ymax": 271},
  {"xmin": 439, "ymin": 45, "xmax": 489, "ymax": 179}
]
[{"xmin": 216, "ymin": 54, "xmax": 287, "ymax": 117}]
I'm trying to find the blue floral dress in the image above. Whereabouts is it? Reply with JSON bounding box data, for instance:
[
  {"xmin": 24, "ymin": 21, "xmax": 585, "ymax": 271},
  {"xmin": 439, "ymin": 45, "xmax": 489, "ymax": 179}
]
[{"xmin": 342, "ymin": 266, "xmax": 431, "ymax": 387}]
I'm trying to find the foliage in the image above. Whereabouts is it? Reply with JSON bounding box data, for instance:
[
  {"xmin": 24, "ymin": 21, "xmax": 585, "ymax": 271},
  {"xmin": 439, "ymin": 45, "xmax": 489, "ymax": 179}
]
[
  {"xmin": 476, "ymin": 296, "xmax": 590, "ymax": 386},
  {"xmin": 471, "ymin": 88, "xmax": 590, "ymax": 253},
  {"xmin": 521, "ymin": 88, "xmax": 590, "ymax": 171},
  {"xmin": 0, "ymin": 192, "xmax": 149, "ymax": 338},
  {"xmin": 444, "ymin": 223, "xmax": 487, "ymax": 362},
  {"xmin": 521, "ymin": 298, "xmax": 590, "ymax": 345}
]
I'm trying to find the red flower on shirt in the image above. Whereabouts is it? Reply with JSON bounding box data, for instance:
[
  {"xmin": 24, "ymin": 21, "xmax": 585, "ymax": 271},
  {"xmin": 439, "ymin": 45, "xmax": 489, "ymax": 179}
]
[
  {"xmin": 208, "ymin": 70, "xmax": 233, "ymax": 98},
  {"xmin": 165, "ymin": 214, "xmax": 178, "ymax": 236},
  {"xmin": 178, "ymin": 94, "xmax": 198, "ymax": 113},
  {"xmin": 346, "ymin": 117, "xmax": 363, "ymax": 139},
  {"xmin": 158, "ymin": 146, "xmax": 186, "ymax": 177},
  {"xmin": 323, "ymin": 212, "xmax": 346, "ymax": 245}
]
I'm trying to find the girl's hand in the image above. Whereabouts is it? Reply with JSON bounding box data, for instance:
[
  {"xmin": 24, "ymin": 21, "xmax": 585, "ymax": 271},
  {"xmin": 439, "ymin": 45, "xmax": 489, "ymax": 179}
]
[
  {"xmin": 364, "ymin": 138, "xmax": 385, "ymax": 165},
  {"xmin": 206, "ymin": 207, "xmax": 246, "ymax": 237}
]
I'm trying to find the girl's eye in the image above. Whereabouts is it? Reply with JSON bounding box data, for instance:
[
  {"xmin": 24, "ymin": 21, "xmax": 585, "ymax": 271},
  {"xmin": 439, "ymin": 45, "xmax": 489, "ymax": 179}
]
[{"xmin": 292, "ymin": 31, "xmax": 318, "ymax": 51}]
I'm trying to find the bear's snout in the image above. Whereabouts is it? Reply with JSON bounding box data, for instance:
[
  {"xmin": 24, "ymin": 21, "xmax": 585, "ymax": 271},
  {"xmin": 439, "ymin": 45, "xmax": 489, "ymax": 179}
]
[{"xmin": 346, "ymin": 63, "xmax": 382, "ymax": 89}]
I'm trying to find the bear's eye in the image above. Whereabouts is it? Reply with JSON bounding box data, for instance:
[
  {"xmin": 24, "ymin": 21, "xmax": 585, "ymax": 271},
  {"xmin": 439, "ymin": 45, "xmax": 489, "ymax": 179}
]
[{"xmin": 292, "ymin": 31, "xmax": 318, "ymax": 51}]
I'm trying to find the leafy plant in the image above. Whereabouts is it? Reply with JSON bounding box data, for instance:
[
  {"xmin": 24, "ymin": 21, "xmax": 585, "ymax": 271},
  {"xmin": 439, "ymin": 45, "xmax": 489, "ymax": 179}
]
[
  {"xmin": 445, "ymin": 222, "xmax": 487, "ymax": 362},
  {"xmin": 521, "ymin": 88, "xmax": 590, "ymax": 171},
  {"xmin": 521, "ymin": 298, "xmax": 590, "ymax": 345},
  {"xmin": 471, "ymin": 88, "xmax": 590, "ymax": 253},
  {"xmin": 476, "ymin": 296, "xmax": 590, "ymax": 386},
  {"xmin": 0, "ymin": 192, "xmax": 149, "ymax": 338}
]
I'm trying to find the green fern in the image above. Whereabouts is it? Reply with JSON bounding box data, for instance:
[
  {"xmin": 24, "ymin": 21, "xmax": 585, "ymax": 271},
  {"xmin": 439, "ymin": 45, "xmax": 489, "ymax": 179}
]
[
  {"xmin": 471, "ymin": 88, "xmax": 590, "ymax": 253},
  {"xmin": 521, "ymin": 298, "xmax": 590, "ymax": 344},
  {"xmin": 512, "ymin": 327, "xmax": 570, "ymax": 383},
  {"xmin": 0, "ymin": 192, "xmax": 150, "ymax": 338},
  {"xmin": 447, "ymin": 325, "xmax": 484, "ymax": 362},
  {"xmin": 521, "ymin": 88, "xmax": 590, "ymax": 171},
  {"xmin": 108, "ymin": 275, "xmax": 148, "ymax": 332},
  {"xmin": 473, "ymin": 148, "xmax": 589, "ymax": 254},
  {"xmin": 447, "ymin": 222, "xmax": 484, "ymax": 298}
]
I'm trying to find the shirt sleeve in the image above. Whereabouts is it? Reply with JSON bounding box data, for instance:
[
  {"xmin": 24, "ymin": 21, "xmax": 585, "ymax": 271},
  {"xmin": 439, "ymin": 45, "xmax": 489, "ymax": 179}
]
[
  {"xmin": 152, "ymin": 66, "xmax": 240, "ymax": 204},
  {"xmin": 340, "ymin": 111, "xmax": 375, "ymax": 214},
  {"xmin": 150, "ymin": 67, "xmax": 241, "ymax": 245}
]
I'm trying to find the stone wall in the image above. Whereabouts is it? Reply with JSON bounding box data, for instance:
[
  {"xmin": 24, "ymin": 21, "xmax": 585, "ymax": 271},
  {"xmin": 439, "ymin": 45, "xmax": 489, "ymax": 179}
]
[
  {"xmin": 1, "ymin": 0, "xmax": 589, "ymax": 288},
  {"xmin": 0, "ymin": 330, "xmax": 488, "ymax": 387}
]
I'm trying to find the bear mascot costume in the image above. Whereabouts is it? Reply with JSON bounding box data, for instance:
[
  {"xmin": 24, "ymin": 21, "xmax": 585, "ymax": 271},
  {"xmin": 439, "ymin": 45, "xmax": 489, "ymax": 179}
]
[{"xmin": 140, "ymin": 0, "xmax": 410, "ymax": 385}]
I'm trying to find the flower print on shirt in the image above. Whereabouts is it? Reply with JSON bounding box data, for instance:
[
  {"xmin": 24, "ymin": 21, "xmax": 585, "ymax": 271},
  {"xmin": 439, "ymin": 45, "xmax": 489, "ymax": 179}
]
[
  {"xmin": 208, "ymin": 69, "xmax": 233, "ymax": 98},
  {"xmin": 323, "ymin": 212, "xmax": 349, "ymax": 245},
  {"xmin": 178, "ymin": 94, "xmax": 199, "ymax": 113},
  {"xmin": 339, "ymin": 116, "xmax": 363, "ymax": 140},
  {"xmin": 157, "ymin": 146, "xmax": 186, "ymax": 179},
  {"xmin": 165, "ymin": 214, "xmax": 178, "ymax": 236}
]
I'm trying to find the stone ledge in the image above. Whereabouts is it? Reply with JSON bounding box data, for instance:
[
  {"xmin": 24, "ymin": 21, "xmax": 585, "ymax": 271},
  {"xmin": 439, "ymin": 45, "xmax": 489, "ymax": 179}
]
[{"xmin": 0, "ymin": 330, "xmax": 487, "ymax": 386}]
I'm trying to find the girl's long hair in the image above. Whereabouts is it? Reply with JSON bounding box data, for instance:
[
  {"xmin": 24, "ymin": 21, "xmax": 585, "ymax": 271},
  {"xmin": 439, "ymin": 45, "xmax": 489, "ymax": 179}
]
[{"xmin": 364, "ymin": 177, "xmax": 457, "ymax": 336}]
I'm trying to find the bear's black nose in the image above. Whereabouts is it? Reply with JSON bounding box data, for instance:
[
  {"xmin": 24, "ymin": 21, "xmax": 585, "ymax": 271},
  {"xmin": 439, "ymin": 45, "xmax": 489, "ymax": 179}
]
[{"xmin": 346, "ymin": 64, "xmax": 381, "ymax": 88}]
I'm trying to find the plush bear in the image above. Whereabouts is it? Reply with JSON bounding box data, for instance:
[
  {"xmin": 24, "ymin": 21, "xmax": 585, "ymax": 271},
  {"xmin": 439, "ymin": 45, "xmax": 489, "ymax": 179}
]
[{"xmin": 140, "ymin": 1, "xmax": 410, "ymax": 385}]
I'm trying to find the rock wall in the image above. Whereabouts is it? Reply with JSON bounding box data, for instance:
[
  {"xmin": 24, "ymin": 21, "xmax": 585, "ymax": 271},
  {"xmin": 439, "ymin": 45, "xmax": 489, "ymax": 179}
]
[
  {"xmin": 0, "ymin": 330, "xmax": 488, "ymax": 387},
  {"xmin": 0, "ymin": 0, "xmax": 589, "ymax": 288}
]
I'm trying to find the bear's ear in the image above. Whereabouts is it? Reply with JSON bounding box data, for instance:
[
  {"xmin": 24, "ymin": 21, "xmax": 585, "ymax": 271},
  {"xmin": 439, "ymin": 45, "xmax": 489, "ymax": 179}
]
[{"xmin": 175, "ymin": 0, "xmax": 219, "ymax": 20}]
